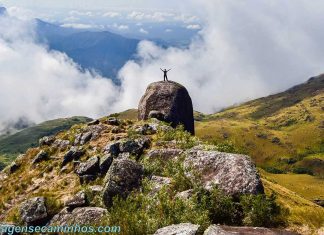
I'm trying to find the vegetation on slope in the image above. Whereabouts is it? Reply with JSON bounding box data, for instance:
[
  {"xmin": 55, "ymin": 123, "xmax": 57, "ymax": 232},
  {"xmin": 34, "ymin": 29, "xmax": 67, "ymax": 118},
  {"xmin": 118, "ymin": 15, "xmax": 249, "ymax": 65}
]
[
  {"xmin": 0, "ymin": 116, "xmax": 91, "ymax": 168},
  {"xmin": 196, "ymin": 75, "xmax": 324, "ymax": 177}
]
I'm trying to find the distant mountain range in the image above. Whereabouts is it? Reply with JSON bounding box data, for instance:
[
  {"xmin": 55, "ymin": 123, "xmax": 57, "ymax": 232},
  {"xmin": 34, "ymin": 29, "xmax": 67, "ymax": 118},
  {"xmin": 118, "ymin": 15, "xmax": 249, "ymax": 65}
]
[{"xmin": 36, "ymin": 19, "xmax": 139, "ymax": 83}]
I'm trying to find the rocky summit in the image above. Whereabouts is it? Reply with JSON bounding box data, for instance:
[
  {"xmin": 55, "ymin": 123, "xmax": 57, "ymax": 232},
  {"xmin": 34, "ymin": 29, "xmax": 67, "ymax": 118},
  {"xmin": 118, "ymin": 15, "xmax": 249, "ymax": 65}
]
[{"xmin": 138, "ymin": 81, "xmax": 195, "ymax": 134}]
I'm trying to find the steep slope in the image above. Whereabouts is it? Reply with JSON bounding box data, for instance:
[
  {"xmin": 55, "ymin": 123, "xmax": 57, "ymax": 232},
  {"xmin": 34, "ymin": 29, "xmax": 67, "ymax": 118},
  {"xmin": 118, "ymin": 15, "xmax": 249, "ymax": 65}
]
[
  {"xmin": 196, "ymin": 74, "xmax": 324, "ymax": 177},
  {"xmin": 0, "ymin": 116, "xmax": 322, "ymax": 234},
  {"xmin": 0, "ymin": 117, "xmax": 91, "ymax": 168}
]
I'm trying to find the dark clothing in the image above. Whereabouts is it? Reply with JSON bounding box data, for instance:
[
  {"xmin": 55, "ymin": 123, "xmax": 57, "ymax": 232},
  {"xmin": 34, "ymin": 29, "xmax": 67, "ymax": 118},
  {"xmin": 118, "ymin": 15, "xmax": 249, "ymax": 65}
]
[
  {"xmin": 164, "ymin": 72, "xmax": 168, "ymax": 81},
  {"xmin": 161, "ymin": 69, "xmax": 170, "ymax": 81}
]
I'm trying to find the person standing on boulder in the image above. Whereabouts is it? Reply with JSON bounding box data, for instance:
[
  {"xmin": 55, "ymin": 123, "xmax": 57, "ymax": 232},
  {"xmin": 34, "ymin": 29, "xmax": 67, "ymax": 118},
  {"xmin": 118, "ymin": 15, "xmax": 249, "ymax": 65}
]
[{"xmin": 160, "ymin": 68, "xmax": 171, "ymax": 81}]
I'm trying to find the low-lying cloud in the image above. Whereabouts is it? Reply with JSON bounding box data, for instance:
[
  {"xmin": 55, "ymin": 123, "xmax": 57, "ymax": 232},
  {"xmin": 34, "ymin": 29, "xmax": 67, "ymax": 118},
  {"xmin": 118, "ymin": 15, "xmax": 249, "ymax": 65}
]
[
  {"xmin": 116, "ymin": 0, "xmax": 324, "ymax": 113},
  {"xmin": 1, "ymin": 0, "xmax": 324, "ymax": 135},
  {"xmin": 0, "ymin": 15, "xmax": 119, "ymax": 134}
]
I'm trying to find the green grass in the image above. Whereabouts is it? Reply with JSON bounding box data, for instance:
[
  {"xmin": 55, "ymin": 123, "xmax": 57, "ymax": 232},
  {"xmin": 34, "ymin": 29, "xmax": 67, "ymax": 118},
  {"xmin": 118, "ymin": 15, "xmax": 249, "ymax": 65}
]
[
  {"xmin": 0, "ymin": 116, "xmax": 91, "ymax": 161},
  {"xmin": 261, "ymin": 171, "xmax": 324, "ymax": 201}
]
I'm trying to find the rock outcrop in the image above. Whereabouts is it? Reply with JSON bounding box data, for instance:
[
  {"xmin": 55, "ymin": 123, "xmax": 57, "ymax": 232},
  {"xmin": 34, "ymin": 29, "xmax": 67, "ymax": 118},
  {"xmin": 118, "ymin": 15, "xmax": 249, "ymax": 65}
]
[
  {"xmin": 20, "ymin": 197, "xmax": 48, "ymax": 225},
  {"xmin": 203, "ymin": 225, "xmax": 298, "ymax": 235},
  {"xmin": 154, "ymin": 223, "xmax": 200, "ymax": 235},
  {"xmin": 184, "ymin": 149, "xmax": 264, "ymax": 196},
  {"xmin": 138, "ymin": 81, "xmax": 195, "ymax": 134},
  {"xmin": 102, "ymin": 158, "xmax": 143, "ymax": 207},
  {"xmin": 49, "ymin": 207, "xmax": 107, "ymax": 226}
]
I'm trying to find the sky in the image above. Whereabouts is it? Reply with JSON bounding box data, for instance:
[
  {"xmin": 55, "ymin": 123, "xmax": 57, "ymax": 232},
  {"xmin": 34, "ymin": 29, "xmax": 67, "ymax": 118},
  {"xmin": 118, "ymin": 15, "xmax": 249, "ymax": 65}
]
[
  {"xmin": 0, "ymin": 0, "xmax": 185, "ymax": 10},
  {"xmin": 1, "ymin": 0, "xmax": 324, "ymax": 134}
]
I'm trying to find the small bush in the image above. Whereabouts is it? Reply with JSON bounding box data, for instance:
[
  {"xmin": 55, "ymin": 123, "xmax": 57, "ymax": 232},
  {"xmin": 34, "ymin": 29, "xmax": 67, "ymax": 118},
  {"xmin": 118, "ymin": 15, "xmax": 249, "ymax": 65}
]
[
  {"xmin": 264, "ymin": 167, "xmax": 285, "ymax": 174},
  {"xmin": 240, "ymin": 193, "xmax": 287, "ymax": 227},
  {"xmin": 107, "ymin": 187, "xmax": 209, "ymax": 235},
  {"xmin": 156, "ymin": 125, "xmax": 198, "ymax": 149},
  {"xmin": 292, "ymin": 167, "xmax": 314, "ymax": 175}
]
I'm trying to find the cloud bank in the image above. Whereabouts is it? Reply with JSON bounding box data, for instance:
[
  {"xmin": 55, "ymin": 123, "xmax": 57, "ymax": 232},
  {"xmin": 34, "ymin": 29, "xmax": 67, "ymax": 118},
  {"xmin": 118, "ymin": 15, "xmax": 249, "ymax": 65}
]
[
  {"xmin": 116, "ymin": 0, "xmax": 324, "ymax": 113},
  {"xmin": 0, "ymin": 15, "xmax": 119, "ymax": 134},
  {"xmin": 1, "ymin": 0, "xmax": 324, "ymax": 134}
]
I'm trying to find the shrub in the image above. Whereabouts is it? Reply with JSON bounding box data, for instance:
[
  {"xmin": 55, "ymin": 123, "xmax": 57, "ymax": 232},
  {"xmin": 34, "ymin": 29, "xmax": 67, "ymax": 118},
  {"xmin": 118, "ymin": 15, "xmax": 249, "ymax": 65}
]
[
  {"xmin": 107, "ymin": 186, "xmax": 209, "ymax": 235},
  {"xmin": 292, "ymin": 167, "xmax": 314, "ymax": 175},
  {"xmin": 194, "ymin": 187, "xmax": 243, "ymax": 225},
  {"xmin": 240, "ymin": 193, "xmax": 287, "ymax": 227},
  {"xmin": 264, "ymin": 167, "xmax": 285, "ymax": 174},
  {"xmin": 156, "ymin": 125, "xmax": 198, "ymax": 149}
]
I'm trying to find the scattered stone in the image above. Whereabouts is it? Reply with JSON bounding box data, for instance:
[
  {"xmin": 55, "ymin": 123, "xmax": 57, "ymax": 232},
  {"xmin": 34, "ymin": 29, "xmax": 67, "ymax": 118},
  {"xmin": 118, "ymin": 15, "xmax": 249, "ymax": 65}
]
[
  {"xmin": 136, "ymin": 137, "xmax": 151, "ymax": 149},
  {"xmin": 102, "ymin": 158, "xmax": 143, "ymax": 207},
  {"xmin": 20, "ymin": 197, "xmax": 48, "ymax": 225},
  {"xmin": 103, "ymin": 142, "xmax": 120, "ymax": 156},
  {"xmin": 135, "ymin": 123, "xmax": 158, "ymax": 135},
  {"xmin": 80, "ymin": 131, "xmax": 92, "ymax": 145},
  {"xmin": 49, "ymin": 207, "xmax": 107, "ymax": 226},
  {"xmin": 99, "ymin": 154, "xmax": 113, "ymax": 175},
  {"xmin": 271, "ymin": 137, "xmax": 281, "ymax": 144},
  {"xmin": 150, "ymin": 176, "xmax": 172, "ymax": 195},
  {"xmin": 87, "ymin": 124, "xmax": 107, "ymax": 139},
  {"xmin": 64, "ymin": 191, "xmax": 87, "ymax": 209},
  {"xmin": 203, "ymin": 225, "xmax": 299, "ymax": 235},
  {"xmin": 138, "ymin": 81, "xmax": 195, "ymax": 134},
  {"xmin": 89, "ymin": 185, "xmax": 104, "ymax": 193},
  {"xmin": 53, "ymin": 139, "xmax": 70, "ymax": 149},
  {"xmin": 119, "ymin": 139, "xmax": 143, "ymax": 156},
  {"xmin": 111, "ymin": 126, "xmax": 123, "ymax": 134},
  {"xmin": 256, "ymin": 133, "xmax": 268, "ymax": 139},
  {"xmin": 175, "ymin": 189, "xmax": 194, "ymax": 200},
  {"xmin": 75, "ymin": 156, "xmax": 100, "ymax": 176},
  {"xmin": 60, "ymin": 166, "xmax": 69, "ymax": 174},
  {"xmin": 39, "ymin": 136, "xmax": 55, "ymax": 146},
  {"xmin": 32, "ymin": 150, "xmax": 48, "ymax": 165},
  {"xmin": 147, "ymin": 149, "xmax": 183, "ymax": 161},
  {"xmin": 313, "ymin": 199, "xmax": 324, "ymax": 207},
  {"xmin": 8, "ymin": 162, "xmax": 20, "ymax": 174},
  {"xmin": 74, "ymin": 131, "xmax": 92, "ymax": 145},
  {"xmin": 107, "ymin": 117, "xmax": 119, "ymax": 126},
  {"xmin": 154, "ymin": 223, "xmax": 199, "ymax": 235},
  {"xmin": 62, "ymin": 147, "xmax": 85, "ymax": 167},
  {"xmin": 183, "ymin": 149, "xmax": 264, "ymax": 196},
  {"xmin": 88, "ymin": 119, "xmax": 100, "ymax": 126},
  {"xmin": 79, "ymin": 175, "xmax": 97, "ymax": 184}
]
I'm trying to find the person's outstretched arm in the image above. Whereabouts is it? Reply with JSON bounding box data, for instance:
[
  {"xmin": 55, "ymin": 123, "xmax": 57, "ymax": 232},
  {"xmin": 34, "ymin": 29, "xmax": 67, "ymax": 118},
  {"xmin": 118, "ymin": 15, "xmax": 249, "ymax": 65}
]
[
  {"xmin": 160, "ymin": 68, "xmax": 163, "ymax": 71},
  {"xmin": 167, "ymin": 69, "xmax": 171, "ymax": 72}
]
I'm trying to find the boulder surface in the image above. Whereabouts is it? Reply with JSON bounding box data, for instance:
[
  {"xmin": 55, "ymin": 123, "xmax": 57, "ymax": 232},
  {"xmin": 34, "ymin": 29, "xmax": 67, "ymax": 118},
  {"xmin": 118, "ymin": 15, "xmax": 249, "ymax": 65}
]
[
  {"xmin": 138, "ymin": 81, "xmax": 194, "ymax": 134},
  {"xmin": 184, "ymin": 149, "xmax": 264, "ymax": 196},
  {"xmin": 102, "ymin": 158, "xmax": 143, "ymax": 207},
  {"xmin": 154, "ymin": 223, "xmax": 200, "ymax": 235},
  {"xmin": 20, "ymin": 197, "xmax": 48, "ymax": 225}
]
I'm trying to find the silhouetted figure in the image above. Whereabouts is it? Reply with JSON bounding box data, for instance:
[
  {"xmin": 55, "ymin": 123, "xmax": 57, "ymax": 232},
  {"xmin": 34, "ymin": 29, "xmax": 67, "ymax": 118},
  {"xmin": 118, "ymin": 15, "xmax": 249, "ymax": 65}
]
[{"xmin": 160, "ymin": 68, "xmax": 171, "ymax": 81}]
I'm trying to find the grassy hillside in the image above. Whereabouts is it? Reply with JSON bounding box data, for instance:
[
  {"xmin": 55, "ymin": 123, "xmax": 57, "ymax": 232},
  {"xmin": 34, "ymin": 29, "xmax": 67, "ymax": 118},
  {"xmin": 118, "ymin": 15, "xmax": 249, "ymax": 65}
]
[
  {"xmin": 196, "ymin": 75, "xmax": 324, "ymax": 177},
  {"xmin": 0, "ymin": 116, "xmax": 91, "ymax": 167}
]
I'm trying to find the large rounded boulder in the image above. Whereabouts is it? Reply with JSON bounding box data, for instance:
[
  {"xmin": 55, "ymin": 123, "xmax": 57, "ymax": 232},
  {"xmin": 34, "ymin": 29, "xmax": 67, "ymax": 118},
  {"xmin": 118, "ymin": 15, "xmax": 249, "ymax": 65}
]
[
  {"xmin": 138, "ymin": 81, "xmax": 195, "ymax": 134},
  {"xmin": 184, "ymin": 149, "xmax": 264, "ymax": 196}
]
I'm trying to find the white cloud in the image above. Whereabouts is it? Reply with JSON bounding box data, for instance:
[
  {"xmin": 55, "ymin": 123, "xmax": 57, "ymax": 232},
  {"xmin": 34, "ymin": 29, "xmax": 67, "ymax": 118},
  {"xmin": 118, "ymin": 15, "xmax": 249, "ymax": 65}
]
[
  {"xmin": 127, "ymin": 11, "xmax": 176, "ymax": 22},
  {"xmin": 116, "ymin": 0, "xmax": 324, "ymax": 113},
  {"xmin": 165, "ymin": 28, "xmax": 172, "ymax": 33},
  {"xmin": 69, "ymin": 10, "xmax": 93, "ymax": 17},
  {"xmin": 61, "ymin": 23, "xmax": 103, "ymax": 29},
  {"xmin": 186, "ymin": 24, "xmax": 201, "ymax": 30},
  {"xmin": 102, "ymin": 12, "xmax": 121, "ymax": 18},
  {"xmin": 2, "ymin": 0, "xmax": 324, "ymax": 133},
  {"xmin": 112, "ymin": 23, "xmax": 129, "ymax": 30},
  {"xmin": 0, "ymin": 15, "xmax": 119, "ymax": 134},
  {"xmin": 139, "ymin": 28, "xmax": 149, "ymax": 34}
]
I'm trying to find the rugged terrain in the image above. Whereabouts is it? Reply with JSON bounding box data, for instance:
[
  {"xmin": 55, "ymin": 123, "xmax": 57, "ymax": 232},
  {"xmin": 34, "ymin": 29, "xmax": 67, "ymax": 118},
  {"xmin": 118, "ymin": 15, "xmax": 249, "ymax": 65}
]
[{"xmin": 0, "ymin": 77, "xmax": 323, "ymax": 234}]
